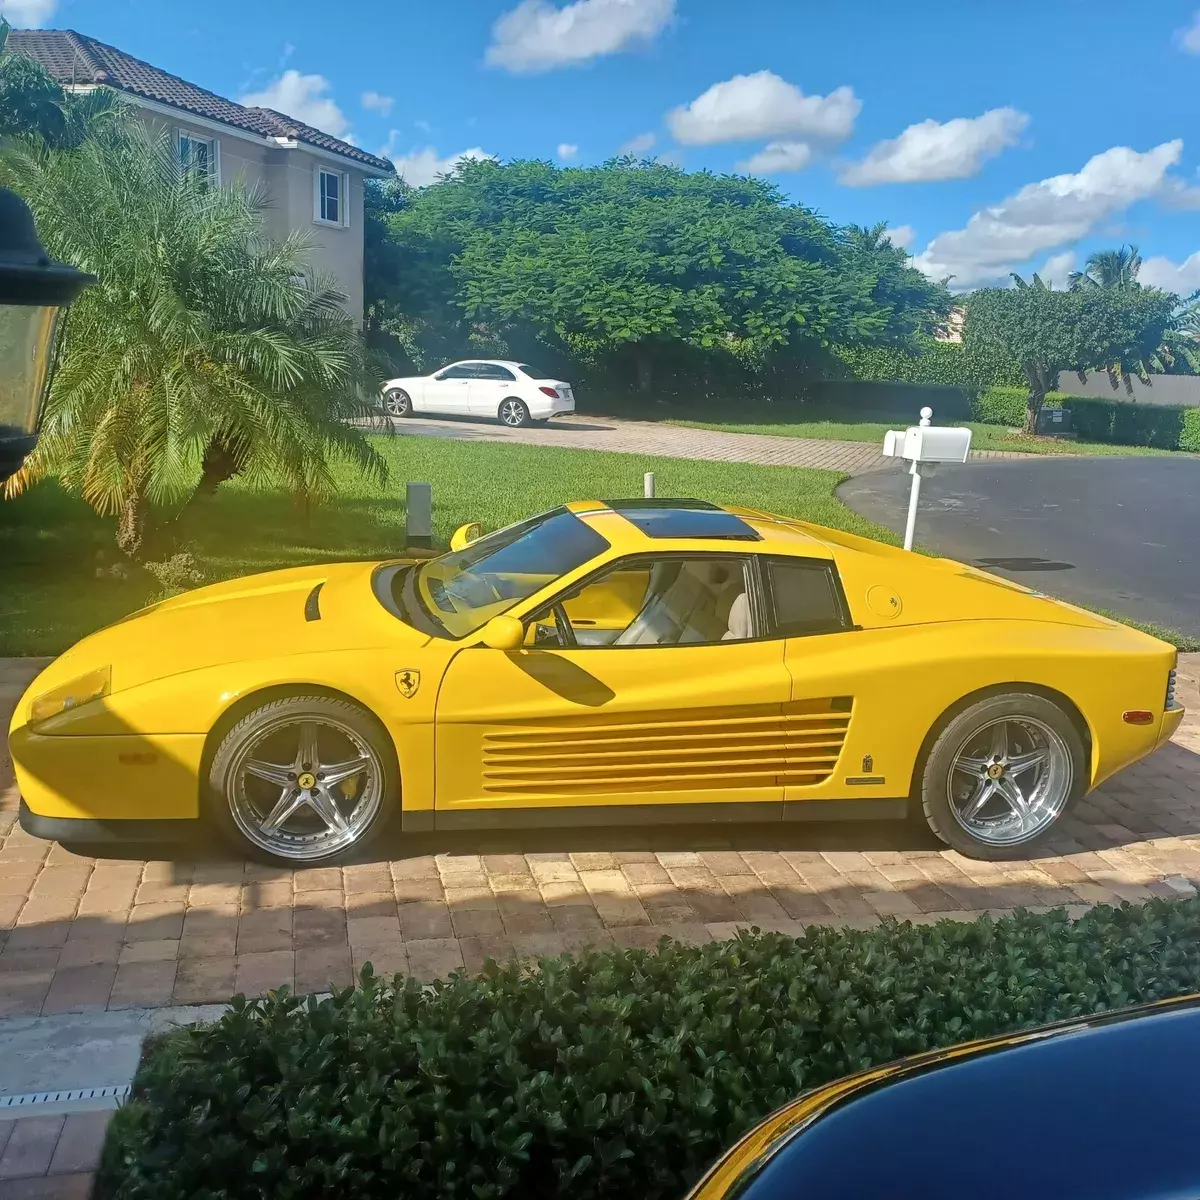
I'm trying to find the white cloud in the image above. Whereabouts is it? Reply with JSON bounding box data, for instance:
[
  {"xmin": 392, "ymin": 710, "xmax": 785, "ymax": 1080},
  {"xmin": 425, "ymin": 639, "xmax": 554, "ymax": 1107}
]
[
  {"xmin": 557, "ymin": 142, "xmax": 580, "ymax": 161},
  {"xmin": 1140, "ymin": 251, "xmax": 1200, "ymax": 295},
  {"xmin": 240, "ymin": 70, "xmax": 350, "ymax": 138},
  {"xmin": 654, "ymin": 149, "xmax": 684, "ymax": 168},
  {"xmin": 0, "ymin": 0, "xmax": 57, "ymax": 27},
  {"xmin": 912, "ymin": 140, "xmax": 1185, "ymax": 287},
  {"xmin": 487, "ymin": 0, "xmax": 674, "ymax": 73},
  {"xmin": 667, "ymin": 71, "xmax": 860, "ymax": 146},
  {"xmin": 887, "ymin": 224, "xmax": 916, "ymax": 250},
  {"xmin": 737, "ymin": 141, "xmax": 813, "ymax": 175},
  {"xmin": 361, "ymin": 91, "xmax": 395, "ymax": 115},
  {"xmin": 839, "ymin": 108, "xmax": 1029, "ymax": 186},
  {"xmin": 1039, "ymin": 251, "xmax": 1077, "ymax": 289},
  {"xmin": 620, "ymin": 130, "xmax": 656, "ymax": 156},
  {"xmin": 1178, "ymin": 9, "xmax": 1200, "ymax": 53},
  {"xmin": 384, "ymin": 144, "xmax": 498, "ymax": 187}
]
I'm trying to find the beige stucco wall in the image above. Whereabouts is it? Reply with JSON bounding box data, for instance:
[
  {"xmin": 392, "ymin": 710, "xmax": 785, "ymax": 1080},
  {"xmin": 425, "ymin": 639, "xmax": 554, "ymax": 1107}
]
[{"xmin": 134, "ymin": 108, "xmax": 367, "ymax": 327}]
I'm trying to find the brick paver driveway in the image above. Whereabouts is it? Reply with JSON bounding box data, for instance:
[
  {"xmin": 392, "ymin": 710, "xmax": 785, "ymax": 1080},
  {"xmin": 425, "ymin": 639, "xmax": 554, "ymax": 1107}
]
[
  {"xmin": 2, "ymin": 655, "xmax": 1198, "ymax": 1017},
  {"xmin": 373, "ymin": 413, "xmax": 1030, "ymax": 474}
]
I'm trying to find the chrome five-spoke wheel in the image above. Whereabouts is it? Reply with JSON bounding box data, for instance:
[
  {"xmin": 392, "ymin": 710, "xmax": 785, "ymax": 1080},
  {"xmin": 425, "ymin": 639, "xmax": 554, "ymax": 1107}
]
[
  {"xmin": 920, "ymin": 692, "xmax": 1085, "ymax": 860},
  {"xmin": 209, "ymin": 696, "xmax": 395, "ymax": 864},
  {"xmin": 948, "ymin": 716, "xmax": 1072, "ymax": 847}
]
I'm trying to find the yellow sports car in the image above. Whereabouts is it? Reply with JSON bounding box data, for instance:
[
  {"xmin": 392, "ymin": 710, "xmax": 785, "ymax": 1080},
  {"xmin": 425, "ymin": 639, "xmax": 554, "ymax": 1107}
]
[{"xmin": 10, "ymin": 499, "xmax": 1183, "ymax": 865}]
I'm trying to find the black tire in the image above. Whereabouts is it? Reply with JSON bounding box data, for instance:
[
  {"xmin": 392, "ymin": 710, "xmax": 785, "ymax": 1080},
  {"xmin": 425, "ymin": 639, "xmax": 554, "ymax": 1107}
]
[
  {"xmin": 919, "ymin": 691, "xmax": 1085, "ymax": 861},
  {"xmin": 384, "ymin": 388, "xmax": 411, "ymax": 418},
  {"xmin": 207, "ymin": 694, "xmax": 398, "ymax": 866},
  {"xmin": 498, "ymin": 397, "xmax": 531, "ymax": 427}
]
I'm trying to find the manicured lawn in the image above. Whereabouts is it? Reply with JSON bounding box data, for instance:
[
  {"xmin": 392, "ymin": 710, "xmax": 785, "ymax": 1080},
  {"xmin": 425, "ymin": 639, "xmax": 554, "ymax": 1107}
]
[
  {"xmin": 0, "ymin": 433, "xmax": 889, "ymax": 657},
  {"xmin": 664, "ymin": 405, "xmax": 1175, "ymax": 457}
]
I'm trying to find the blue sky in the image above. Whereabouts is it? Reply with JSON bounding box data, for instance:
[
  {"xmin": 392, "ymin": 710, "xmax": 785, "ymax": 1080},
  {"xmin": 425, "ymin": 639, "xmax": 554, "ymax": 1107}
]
[{"xmin": 6, "ymin": 0, "xmax": 1200, "ymax": 293}]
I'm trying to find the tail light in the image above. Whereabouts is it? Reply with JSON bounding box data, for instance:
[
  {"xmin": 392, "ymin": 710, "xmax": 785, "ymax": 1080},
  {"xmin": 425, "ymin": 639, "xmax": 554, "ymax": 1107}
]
[
  {"xmin": 538, "ymin": 386, "xmax": 559, "ymax": 398},
  {"xmin": 1167, "ymin": 658, "xmax": 1178, "ymax": 710}
]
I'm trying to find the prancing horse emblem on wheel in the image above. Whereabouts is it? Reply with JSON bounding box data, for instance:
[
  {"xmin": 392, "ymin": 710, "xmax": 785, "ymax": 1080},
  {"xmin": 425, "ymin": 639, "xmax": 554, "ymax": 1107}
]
[{"xmin": 396, "ymin": 669, "xmax": 421, "ymax": 699}]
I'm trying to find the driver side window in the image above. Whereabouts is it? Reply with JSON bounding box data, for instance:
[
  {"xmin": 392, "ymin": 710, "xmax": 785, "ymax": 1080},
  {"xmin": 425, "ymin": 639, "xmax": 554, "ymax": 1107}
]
[{"xmin": 532, "ymin": 556, "xmax": 753, "ymax": 647}]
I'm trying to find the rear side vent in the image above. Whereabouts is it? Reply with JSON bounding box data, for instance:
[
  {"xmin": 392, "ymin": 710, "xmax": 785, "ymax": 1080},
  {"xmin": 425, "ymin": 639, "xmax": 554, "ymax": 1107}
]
[
  {"xmin": 1167, "ymin": 665, "xmax": 1178, "ymax": 710},
  {"xmin": 304, "ymin": 583, "xmax": 324, "ymax": 622}
]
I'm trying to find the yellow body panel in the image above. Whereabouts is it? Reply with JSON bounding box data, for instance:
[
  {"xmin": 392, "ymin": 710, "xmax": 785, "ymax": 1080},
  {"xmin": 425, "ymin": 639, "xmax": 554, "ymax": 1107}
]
[{"xmin": 10, "ymin": 500, "xmax": 1179, "ymax": 832}]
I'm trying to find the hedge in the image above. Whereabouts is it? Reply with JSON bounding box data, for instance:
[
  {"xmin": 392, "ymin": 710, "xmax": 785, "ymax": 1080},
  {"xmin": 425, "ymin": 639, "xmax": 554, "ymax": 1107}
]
[
  {"xmin": 99, "ymin": 900, "xmax": 1200, "ymax": 1200},
  {"xmin": 972, "ymin": 385, "xmax": 1200, "ymax": 450}
]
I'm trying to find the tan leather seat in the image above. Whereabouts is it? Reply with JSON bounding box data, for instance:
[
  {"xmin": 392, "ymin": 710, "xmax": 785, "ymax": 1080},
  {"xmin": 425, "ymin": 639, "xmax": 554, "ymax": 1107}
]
[{"xmin": 722, "ymin": 592, "xmax": 751, "ymax": 641}]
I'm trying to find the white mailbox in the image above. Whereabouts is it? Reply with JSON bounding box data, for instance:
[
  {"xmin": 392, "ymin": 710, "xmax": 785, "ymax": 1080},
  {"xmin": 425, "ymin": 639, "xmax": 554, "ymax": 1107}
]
[
  {"xmin": 881, "ymin": 408, "xmax": 972, "ymax": 550},
  {"xmin": 883, "ymin": 425, "xmax": 972, "ymax": 463}
]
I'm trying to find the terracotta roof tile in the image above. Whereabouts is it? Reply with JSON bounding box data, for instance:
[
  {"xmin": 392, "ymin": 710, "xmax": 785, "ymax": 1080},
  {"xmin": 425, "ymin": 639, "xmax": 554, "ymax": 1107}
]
[{"xmin": 7, "ymin": 29, "xmax": 393, "ymax": 173}]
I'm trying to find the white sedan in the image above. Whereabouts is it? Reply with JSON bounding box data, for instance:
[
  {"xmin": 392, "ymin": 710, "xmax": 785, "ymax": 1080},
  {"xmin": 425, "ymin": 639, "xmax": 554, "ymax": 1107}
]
[{"xmin": 381, "ymin": 360, "xmax": 575, "ymax": 428}]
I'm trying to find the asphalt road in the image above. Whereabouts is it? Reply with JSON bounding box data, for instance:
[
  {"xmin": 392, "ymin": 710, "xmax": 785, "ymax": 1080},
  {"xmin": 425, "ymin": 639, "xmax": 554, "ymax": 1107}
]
[{"xmin": 838, "ymin": 456, "xmax": 1200, "ymax": 638}]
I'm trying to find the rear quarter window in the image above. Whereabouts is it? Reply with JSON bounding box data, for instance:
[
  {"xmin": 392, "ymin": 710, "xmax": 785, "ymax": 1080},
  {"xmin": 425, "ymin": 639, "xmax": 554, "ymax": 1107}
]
[{"xmin": 766, "ymin": 559, "xmax": 848, "ymax": 636}]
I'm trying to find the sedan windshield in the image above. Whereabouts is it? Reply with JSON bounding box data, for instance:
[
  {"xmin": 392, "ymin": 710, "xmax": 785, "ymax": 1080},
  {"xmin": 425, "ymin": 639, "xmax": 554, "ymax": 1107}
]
[
  {"xmin": 517, "ymin": 364, "xmax": 549, "ymax": 379},
  {"xmin": 414, "ymin": 507, "xmax": 608, "ymax": 638}
]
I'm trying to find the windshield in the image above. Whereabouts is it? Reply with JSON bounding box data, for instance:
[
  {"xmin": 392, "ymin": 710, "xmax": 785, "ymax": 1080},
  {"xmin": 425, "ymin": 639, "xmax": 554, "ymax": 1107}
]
[
  {"xmin": 414, "ymin": 507, "xmax": 608, "ymax": 638},
  {"xmin": 517, "ymin": 364, "xmax": 549, "ymax": 379}
]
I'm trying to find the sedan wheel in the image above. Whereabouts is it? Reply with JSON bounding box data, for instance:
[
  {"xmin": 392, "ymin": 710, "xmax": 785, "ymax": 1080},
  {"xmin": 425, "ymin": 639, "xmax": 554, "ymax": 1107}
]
[
  {"xmin": 919, "ymin": 693, "xmax": 1084, "ymax": 860},
  {"xmin": 209, "ymin": 695, "xmax": 396, "ymax": 864},
  {"xmin": 499, "ymin": 398, "xmax": 531, "ymax": 427},
  {"xmin": 384, "ymin": 388, "xmax": 411, "ymax": 418}
]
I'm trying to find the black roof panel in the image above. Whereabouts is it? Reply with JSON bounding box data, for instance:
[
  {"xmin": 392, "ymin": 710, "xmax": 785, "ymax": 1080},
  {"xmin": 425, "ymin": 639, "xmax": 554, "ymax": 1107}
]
[{"xmin": 606, "ymin": 499, "xmax": 762, "ymax": 541}]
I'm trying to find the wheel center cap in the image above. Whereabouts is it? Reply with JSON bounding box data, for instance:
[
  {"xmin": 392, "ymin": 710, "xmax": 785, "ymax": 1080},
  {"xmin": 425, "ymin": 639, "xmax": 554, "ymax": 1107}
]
[
  {"xmin": 987, "ymin": 763, "xmax": 1005, "ymax": 780},
  {"xmin": 297, "ymin": 771, "xmax": 316, "ymax": 790}
]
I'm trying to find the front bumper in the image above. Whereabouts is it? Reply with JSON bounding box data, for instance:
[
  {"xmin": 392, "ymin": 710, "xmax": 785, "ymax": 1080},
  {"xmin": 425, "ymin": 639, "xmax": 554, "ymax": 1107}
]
[
  {"xmin": 9, "ymin": 724, "xmax": 206, "ymax": 823},
  {"xmin": 19, "ymin": 799, "xmax": 198, "ymax": 845}
]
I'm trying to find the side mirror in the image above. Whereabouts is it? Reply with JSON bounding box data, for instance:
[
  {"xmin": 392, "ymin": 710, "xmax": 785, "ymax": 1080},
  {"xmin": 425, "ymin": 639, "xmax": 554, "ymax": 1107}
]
[
  {"xmin": 450, "ymin": 522, "xmax": 483, "ymax": 552},
  {"xmin": 480, "ymin": 615, "xmax": 525, "ymax": 651}
]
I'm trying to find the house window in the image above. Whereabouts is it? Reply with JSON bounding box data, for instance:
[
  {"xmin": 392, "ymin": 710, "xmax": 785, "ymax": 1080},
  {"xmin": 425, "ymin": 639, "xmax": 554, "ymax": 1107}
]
[
  {"xmin": 178, "ymin": 131, "xmax": 219, "ymax": 187},
  {"xmin": 316, "ymin": 168, "xmax": 349, "ymax": 227}
]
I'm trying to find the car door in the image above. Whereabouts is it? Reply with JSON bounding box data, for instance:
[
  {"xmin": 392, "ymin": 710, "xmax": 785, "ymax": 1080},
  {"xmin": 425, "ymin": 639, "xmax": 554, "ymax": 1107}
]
[
  {"xmin": 433, "ymin": 553, "xmax": 794, "ymax": 821},
  {"xmin": 467, "ymin": 363, "xmax": 517, "ymax": 415},
  {"xmin": 762, "ymin": 556, "xmax": 878, "ymax": 811},
  {"xmin": 423, "ymin": 363, "xmax": 474, "ymax": 415}
]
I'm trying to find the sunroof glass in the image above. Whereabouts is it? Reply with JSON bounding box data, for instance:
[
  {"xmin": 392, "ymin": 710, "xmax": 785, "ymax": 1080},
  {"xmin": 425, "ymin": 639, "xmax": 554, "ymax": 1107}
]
[{"xmin": 607, "ymin": 500, "xmax": 761, "ymax": 541}]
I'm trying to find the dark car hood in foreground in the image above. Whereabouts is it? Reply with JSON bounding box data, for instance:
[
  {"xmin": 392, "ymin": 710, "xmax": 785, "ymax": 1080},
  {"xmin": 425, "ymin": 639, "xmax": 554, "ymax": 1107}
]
[{"xmin": 690, "ymin": 994, "xmax": 1200, "ymax": 1200}]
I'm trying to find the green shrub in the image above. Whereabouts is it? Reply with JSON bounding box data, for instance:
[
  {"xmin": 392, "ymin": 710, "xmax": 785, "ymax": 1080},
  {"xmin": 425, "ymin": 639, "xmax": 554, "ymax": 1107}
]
[
  {"xmin": 1063, "ymin": 395, "xmax": 1198, "ymax": 450},
  {"xmin": 99, "ymin": 901, "xmax": 1200, "ymax": 1200},
  {"xmin": 971, "ymin": 385, "xmax": 1027, "ymax": 426},
  {"xmin": 1181, "ymin": 408, "xmax": 1200, "ymax": 453}
]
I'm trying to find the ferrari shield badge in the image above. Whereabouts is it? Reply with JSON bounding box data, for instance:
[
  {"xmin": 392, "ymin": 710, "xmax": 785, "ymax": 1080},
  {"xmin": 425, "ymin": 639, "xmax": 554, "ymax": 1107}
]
[{"xmin": 395, "ymin": 669, "xmax": 421, "ymax": 699}]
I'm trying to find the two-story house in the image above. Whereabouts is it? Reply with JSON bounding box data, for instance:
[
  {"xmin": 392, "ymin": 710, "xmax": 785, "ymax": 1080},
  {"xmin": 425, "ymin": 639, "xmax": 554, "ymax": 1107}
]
[{"xmin": 8, "ymin": 29, "xmax": 394, "ymax": 327}]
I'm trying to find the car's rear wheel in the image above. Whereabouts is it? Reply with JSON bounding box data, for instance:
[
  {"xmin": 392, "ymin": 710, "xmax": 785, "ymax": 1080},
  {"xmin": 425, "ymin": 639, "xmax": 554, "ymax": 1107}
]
[
  {"xmin": 384, "ymin": 388, "xmax": 411, "ymax": 418},
  {"xmin": 499, "ymin": 397, "xmax": 531, "ymax": 427},
  {"xmin": 919, "ymin": 692, "xmax": 1085, "ymax": 860},
  {"xmin": 208, "ymin": 695, "xmax": 397, "ymax": 865}
]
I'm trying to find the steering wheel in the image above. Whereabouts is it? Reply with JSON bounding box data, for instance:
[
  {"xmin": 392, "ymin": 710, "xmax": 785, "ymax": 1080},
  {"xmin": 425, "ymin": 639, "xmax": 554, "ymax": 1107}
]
[{"xmin": 552, "ymin": 603, "xmax": 578, "ymax": 648}]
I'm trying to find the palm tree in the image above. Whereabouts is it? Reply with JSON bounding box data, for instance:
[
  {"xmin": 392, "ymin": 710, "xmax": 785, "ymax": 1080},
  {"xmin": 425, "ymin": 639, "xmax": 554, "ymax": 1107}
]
[
  {"xmin": 1068, "ymin": 246, "xmax": 1143, "ymax": 291},
  {"xmin": 1, "ymin": 109, "xmax": 384, "ymax": 556}
]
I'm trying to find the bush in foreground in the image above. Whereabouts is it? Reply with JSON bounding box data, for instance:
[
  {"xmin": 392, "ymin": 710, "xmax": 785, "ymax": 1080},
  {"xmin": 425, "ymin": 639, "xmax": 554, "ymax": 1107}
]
[{"xmin": 99, "ymin": 900, "xmax": 1200, "ymax": 1200}]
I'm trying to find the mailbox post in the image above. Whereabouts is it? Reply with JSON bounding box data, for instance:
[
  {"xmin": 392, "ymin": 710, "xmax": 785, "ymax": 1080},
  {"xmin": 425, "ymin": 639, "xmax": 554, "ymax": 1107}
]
[{"xmin": 882, "ymin": 407, "xmax": 973, "ymax": 551}]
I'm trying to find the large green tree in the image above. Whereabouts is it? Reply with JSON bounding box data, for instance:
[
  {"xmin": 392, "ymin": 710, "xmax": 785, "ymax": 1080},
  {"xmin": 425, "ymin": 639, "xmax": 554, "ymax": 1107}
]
[
  {"xmin": 368, "ymin": 158, "xmax": 948, "ymax": 392},
  {"xmin": 964, "ymin": 282, "xmax": 1180, "ymax": 431},
  {"xmin": 2, "ymin": 111, "xmax": 384, "ymax": 556}
]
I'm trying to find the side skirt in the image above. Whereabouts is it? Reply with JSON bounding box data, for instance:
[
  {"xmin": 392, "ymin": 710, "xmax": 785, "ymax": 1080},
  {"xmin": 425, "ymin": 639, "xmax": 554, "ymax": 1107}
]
[{"xmin": 403, "ymin": 798, "xmax": 907, "ymax": 833}]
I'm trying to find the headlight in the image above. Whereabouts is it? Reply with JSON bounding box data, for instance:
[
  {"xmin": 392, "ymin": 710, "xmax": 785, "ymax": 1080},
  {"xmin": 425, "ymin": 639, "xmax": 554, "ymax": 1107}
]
[{"xmin": 29, "ymin": 666, "xmax": 111, "ymax": 724}]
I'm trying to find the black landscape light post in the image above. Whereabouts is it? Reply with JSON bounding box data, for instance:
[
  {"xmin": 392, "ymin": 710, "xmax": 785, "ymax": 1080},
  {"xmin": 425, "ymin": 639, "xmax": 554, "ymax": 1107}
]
[{"xmin": 0, "ymin": 186, "xmax": 94, "ymax": 484}]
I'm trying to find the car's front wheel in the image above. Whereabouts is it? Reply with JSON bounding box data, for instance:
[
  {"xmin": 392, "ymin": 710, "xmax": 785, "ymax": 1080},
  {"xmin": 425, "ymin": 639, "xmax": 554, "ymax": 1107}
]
[
  {"xmin": 498, "ymin": 398, "xmax": 531, "ymax": 427},
  {"xmin": 919, "ymin": 692, "xmax": 1085, "ymax": 860},
  {"xmin": 384, "ymin": 388, "xmax": 411, "ymax": 418},
  {"xmin": 208, "ymin": 694, "xmax": 397, "ymax": 865}
]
